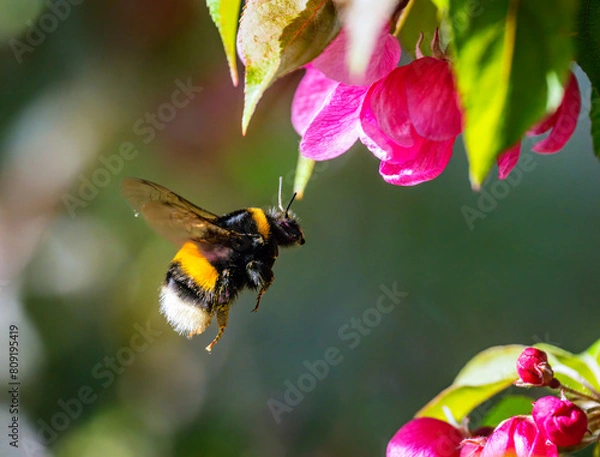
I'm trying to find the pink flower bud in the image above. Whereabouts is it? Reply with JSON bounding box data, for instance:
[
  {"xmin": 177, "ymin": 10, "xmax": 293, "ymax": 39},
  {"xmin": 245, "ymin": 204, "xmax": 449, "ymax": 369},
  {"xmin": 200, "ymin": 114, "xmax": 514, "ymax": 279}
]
[
  {"xmin": 387, "ymin": 417, "xmax": 463, "ymax": 457},
  {"xmin": 516, "ymin": 348, "xmax": 555, "ymax": 386},
  {"xmin": 479, "ymin": 416, "xmax": 558, "ymax": 457},
  {"xmin": 532, "ymin": 396, "xmax": 588, "ymax": 447}
]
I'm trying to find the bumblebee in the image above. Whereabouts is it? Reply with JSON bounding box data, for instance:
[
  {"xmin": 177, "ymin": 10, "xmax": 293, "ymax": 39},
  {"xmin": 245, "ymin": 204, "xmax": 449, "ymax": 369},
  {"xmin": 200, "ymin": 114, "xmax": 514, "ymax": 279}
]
[{"xmin": 121, "ymin": 177, "xmax": 305, "ymax": 352}]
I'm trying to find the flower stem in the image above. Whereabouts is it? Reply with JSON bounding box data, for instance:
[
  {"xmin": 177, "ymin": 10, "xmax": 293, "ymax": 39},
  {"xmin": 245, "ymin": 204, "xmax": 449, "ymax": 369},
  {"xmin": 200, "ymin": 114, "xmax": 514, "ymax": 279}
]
[{"xmin": 561, "ymin": 384, "xmax": 600, "ymax": 403}]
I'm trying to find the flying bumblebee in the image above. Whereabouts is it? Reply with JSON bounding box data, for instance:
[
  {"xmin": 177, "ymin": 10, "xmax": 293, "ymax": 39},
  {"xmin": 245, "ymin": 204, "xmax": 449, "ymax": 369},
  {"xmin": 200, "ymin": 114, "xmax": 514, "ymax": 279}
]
[{"xmin": 121, "ymin": 177, "xmax": 305, "ymax": 352}]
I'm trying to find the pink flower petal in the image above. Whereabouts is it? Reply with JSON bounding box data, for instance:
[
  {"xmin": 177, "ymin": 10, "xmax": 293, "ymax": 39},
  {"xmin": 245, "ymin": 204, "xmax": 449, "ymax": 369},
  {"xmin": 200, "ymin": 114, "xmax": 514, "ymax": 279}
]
[
  {"xmin": 527, "ymin": 110, "xmax": 560, "ymax": 136},
  {"xmin": 379, "ymin": 138, "xmax": 455, "ymax": 186},
  {"xmin": 387, "ymin": 418, "xmax": 463, "ymax": 457},
  {"xmin": 299, "ymin": 84, "xmax": 366, "ymax": 160},
  {"xmin": 359, "ymin": 121, "xmax": 423, "ymax": 164},
  {"xmin": 404, "ymin": 57, "xmax": 463, "ymax": 141},
  {"xmin": 363, "ymin": 67, "xmax": 414, "ymax": 147},
  {"xmin": 481, "ymin": 416, "xmax": 558, "ymax": 457},
  {"xmin": 291, "ymin": 67, "xmax": 338, "ymax": 135},
  {"xmin": 528, "ymin": 72, "xmax": 577, "ymax": 136},
  {"xmin": 360, "ymin": 85, "xmax": 420, "ymax": 162},
  {"xmin": 359, "ymin": 96, "xmax": 391, "ymax": 161},
  {"xmin": 531, "ymin": 73, "xmax": 581, "ymax": 153},
  {"xmin": 312, "ymin": 27, "xmax": 401, "ymax": 86},
  {"xmin": 460, "ymin": 438, "xmax": 486, "ymax": 457},
  {"xmin": 497, "ymin": 142, "xmax": 521, "ymax": 180}
]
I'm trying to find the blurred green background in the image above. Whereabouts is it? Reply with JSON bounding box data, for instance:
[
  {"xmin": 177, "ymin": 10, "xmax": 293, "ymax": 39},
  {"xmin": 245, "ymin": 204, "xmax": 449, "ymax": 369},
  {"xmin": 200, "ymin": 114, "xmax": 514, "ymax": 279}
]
[{"xmin": 0, "ymin": 1, "xmax": 599, "ymax": 456}]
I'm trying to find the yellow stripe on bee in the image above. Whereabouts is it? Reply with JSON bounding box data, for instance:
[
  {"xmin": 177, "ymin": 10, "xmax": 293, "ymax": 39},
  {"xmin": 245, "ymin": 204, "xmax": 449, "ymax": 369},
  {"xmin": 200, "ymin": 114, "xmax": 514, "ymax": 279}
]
[
  {"xmin": 248, "ymin": 208, "xmax": 270, "ymax": 239},
  {"xmin": 173, "ymin": 241, "xmax": 219, "ymax": 290}
]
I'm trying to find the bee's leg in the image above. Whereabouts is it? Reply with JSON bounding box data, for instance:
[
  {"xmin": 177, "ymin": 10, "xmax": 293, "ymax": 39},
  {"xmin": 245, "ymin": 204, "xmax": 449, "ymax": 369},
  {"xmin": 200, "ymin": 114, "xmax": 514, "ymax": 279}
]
[
  {"xmin": 246, "ymin": 261, "xmax": 274, "ymax": 313},
  {"xmin": 252, "ymin": 287, "xmax": 269, "ymax": 313},
  {"xmin": 205, "ymin": 304, "xmax": 230, "ymax": 353},
  {"xmin": 217, "ymin": 269, "xmax": 231, "ymax": 304}
]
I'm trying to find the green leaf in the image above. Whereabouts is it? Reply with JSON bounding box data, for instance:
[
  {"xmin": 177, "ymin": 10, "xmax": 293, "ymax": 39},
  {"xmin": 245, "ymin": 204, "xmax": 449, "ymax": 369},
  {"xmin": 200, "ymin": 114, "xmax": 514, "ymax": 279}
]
[
  {"xmin": 416, "ymin": 380, "xmax": 513, "ymax": 422},
  {"xmin": 293, "ymin": 152, "xmax": 315, "ymax": 199},
  {"xmin": 416, "ymin": 345, "xmax": 524, "ymax": 421},
  {"xmin": 430, "ymin": 0, "xmax": 448, "ymax": 11},
  {"xmin": 397, "ymin": 0, "xmax": 439, "ymax": 58},
  {"xmin": 448, "ymin": 0, "xmax": 577, "ymax": 187},
  {"xmin": 575, "ymin": 0, "xmax": 600, "ymax": 89},
  {"xmin": 207, "ymin": 0, "xmax": 242, "ymax": 86},
  {"xmin": 453, "ymin": 345, "xmax": 524, "ymax": 385},
  {"xmin": 480, "ymin": 395, "xmax": 533, "ymax": 428},
  {"xmin": 334, "ymin": 0, "xmax": 397, "ymax": 77},
  {"xmin": 575, "ymin": 0, "xmax": 600, "ymax": 159},
  {"xmin": 585, "ymin": 338, "xmax": 600, "ymax": 363},
  {"xmin": 591, "ymin": 86, "xmax": 600, "ymax": 159},
  {"xmin": 416, "ymin": 341, "xmax": 600, "ymax": 425},
  {"xmin": 238, "ymin": 0, "xmax": 341, "ymax": 134}
]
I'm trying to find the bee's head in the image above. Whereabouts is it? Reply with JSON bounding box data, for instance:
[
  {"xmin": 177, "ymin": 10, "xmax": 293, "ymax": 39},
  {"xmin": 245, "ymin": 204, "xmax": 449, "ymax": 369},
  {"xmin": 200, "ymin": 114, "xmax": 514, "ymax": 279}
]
[
  {"xmin": 269, "ymin": 210, "xmax": 305, "ymax": 246},
  {"xmin": 269, "ymin": 180, "xmax": 305, "ymax": 247}
]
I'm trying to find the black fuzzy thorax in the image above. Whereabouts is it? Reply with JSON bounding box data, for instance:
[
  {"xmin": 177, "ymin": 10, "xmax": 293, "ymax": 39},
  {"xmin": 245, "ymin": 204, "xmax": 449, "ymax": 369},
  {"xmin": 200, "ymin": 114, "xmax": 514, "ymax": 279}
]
[{"xmin": 214, "ymin": 209, "xmax": 279, "ymax": 271}]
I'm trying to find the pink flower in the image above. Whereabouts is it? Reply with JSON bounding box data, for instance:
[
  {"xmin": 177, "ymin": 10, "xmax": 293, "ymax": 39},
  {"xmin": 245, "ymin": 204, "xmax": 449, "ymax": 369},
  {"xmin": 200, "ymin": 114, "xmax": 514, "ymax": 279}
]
[
  {"xmin": 477, "ymin": 416, "xmax": 558, "ymax": 457},
  {"xmin": 361, "ymin": 29, "xmax": 581, "ymax": 186},
  {"xmin": 528, "ymin": 73, "xmax": 581, "ymax": 154},
  {"xmin": 516, "ymin": 348, "xmax": 556, "ymax": 387},
  {"xmin": 359, "ymin": 31, "xmax": 499, "ymax": 186},
  {"xmin": 293, "ymin": 27, "xmax": 581, "ymax": 186},
  {"xmin": 498, "ymin": 72, "xmax": 581, "ymax": 178},
  {"xmin": 387, "ymin": 417, "xmax": 464, "ymax": 457},
  {"xmin": 291, "ymin": 27, "xmax": 400, "ymax": 160},
  {"xmin": 360, "ymin": 51, "xmax": 462, "ymax": 185},
  {"xmin": 532, "ymin": 396, "xmax": 588, "ymax": 447}
]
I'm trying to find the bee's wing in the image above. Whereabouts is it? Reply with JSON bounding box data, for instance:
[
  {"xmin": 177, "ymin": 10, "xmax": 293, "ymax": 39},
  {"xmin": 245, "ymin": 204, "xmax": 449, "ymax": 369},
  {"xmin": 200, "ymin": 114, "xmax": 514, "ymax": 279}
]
[{"xmin": 121, "ymin": 177, "xmax": 247, "ymax": 249}]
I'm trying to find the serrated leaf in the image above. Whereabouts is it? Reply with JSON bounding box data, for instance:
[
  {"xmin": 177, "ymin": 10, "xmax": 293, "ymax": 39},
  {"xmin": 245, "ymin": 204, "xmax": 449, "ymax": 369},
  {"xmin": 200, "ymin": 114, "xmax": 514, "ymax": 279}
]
[
  {"xmin": 238, "ymin": 0, "xmax": 341, "ymax": 134},
  {"xmin": 480, "ymin": 395, "xmax": 534, "ymax": 428},
  {"xmin": 396, "ymin": 0, "xmax": 439, "ymax": 58},
  {"xmin": 333, "ymin": 0, "xmax": 397, "ymax": 78},
  {"xmin": 448, "ymin": 0, "xmax": 577, "ymax": 186},
  {"xmin": 416, "ymin": 345, "xmax": 525, "ymax": 421},
  {"xmin": 207, "ymin": 0, "xmax": 242, "ymax": 86},
  {"xmin": 293, "ymin": 151, "xmax": 314, "ymax": 199},
  {"xmin": 591, "ymin": 86, "xmax": 600, "ymax": 158}
]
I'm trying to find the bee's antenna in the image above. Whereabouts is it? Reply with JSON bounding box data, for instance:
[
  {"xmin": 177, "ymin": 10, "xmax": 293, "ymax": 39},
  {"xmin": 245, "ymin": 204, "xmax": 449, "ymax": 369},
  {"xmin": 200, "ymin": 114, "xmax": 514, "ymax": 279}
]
[
  {"xmin": 285, "ymin": 193, "xmax": 297, "ymax": 217},
  {"xmin": 278, "ymin": 176, "xmax": 284, "ymax": 212}
]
